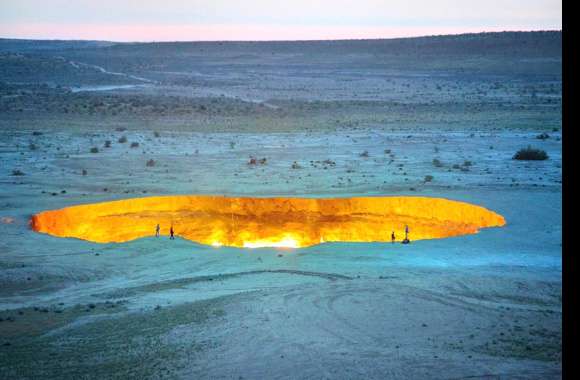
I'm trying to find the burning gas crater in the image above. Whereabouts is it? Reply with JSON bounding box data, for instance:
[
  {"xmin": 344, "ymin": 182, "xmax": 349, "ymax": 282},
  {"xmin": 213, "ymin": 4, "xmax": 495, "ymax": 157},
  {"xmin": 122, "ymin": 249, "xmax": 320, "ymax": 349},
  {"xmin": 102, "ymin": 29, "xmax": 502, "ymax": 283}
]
[{"xmin": 31, "ymin": 196, "xmax": 505, "ymax": 248}]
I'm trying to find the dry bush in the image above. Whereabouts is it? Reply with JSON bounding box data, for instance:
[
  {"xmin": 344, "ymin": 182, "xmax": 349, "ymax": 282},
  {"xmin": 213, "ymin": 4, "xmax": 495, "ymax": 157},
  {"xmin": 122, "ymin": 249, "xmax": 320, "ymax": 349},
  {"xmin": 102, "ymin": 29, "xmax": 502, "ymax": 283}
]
[{"xmin": 513, "ymin": 146, "xmax": 549, "ymax": 160}]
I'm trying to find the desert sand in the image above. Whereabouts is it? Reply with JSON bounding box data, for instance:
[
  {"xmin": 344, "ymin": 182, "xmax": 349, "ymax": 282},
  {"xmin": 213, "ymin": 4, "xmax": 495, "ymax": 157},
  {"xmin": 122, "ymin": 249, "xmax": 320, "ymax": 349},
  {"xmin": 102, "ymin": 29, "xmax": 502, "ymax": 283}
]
[{"xmin": 0, "ymin": 32, "xmax": 561, "ymax": 379}]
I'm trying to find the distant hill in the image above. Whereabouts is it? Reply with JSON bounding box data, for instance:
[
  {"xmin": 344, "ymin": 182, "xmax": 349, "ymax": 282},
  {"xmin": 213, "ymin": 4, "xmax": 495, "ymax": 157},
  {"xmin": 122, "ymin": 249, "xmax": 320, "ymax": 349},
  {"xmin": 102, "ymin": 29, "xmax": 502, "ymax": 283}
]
[
  {"xmin": 0, "ymin": 31, "xmax": 561, "ymax": 87},
  {"xmin": 0, "ymin": 31, "xmax": 561, "ymax": 56},
  {"xmin": 100, "ymin": 31, "xmax": 562, "ymax": 57}
]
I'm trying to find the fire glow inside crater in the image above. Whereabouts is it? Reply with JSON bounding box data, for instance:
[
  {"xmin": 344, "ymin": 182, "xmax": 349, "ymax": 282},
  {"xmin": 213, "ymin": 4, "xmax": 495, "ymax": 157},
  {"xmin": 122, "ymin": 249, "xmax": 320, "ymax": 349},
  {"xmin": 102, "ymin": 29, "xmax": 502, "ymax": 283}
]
[{"xmin": 31, "ymin": 195, "xmax": 506, "ymax": 248}]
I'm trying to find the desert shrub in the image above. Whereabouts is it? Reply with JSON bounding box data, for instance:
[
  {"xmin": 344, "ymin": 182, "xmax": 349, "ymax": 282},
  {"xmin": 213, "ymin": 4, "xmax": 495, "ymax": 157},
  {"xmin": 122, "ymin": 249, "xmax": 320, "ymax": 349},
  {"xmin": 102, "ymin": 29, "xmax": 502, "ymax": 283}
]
[
  {"xmin": 536, "ymin": 133, "xmax": 550, "ymax": 140},
  {"xmin": 432, "ymin": 158, "xmax": 443, "ymax": 167},
  {"xmin": 29, "ymin": 143, "xmax": 37, "ymax": 151},
  {"xmin": 32, "ymin": 131, "xmax": 43, "ymax": 136},
  {"xmin": 384, "ymin": 149, "xmax": 391, "ymax": 154},
  {"xmin": 90, "ymin": 147, "xmax": 99, "ymax": 153},
  {"xmin": 118, "ymin": 136, "xmax": 127, "ymax": 143},
  {"xmin": 154, "ymin": 131, "xmax": 160, "ymax": 138},
  {"xmin": 248, "ymin": 157, "xmax": 267, "ymax": 165},
  {"xmin": 82, "ymin": 169, "xmax": 87, "ymax": 176},
  {"xmin": 115, "ymin": 127, "xmax": 127, "ymax": 132},
  {"xmin": 513, "ymin": 146, "xmax": 549, "ymax": 161},
  {"xmin": 130, "ymin": 142, "xmax": 139, "ymax": 148},
  {"xmin": 424, "ymin": 175, "xmax": 434, "ymax": 182},
  {"xmin": 12, "ymin": 169, "xmax": 25, "ymax": 176},
  {"xmin": 104, "ymin": 140, "xmax": 112, "ymax": 148},
  {"xmin": 146, "ymin": 159, "xmax": 155, "ymax": 167},
  {"xmin": 463, "ymin": 160, "xmax": 472, "ymax": 167},
  {"xmin": 360, "ymin": 151, "xmax": 369, "ymax": 157},
  {"xmin": 291, "ymin": 161, "xmax": 302, "ymax": 169}
]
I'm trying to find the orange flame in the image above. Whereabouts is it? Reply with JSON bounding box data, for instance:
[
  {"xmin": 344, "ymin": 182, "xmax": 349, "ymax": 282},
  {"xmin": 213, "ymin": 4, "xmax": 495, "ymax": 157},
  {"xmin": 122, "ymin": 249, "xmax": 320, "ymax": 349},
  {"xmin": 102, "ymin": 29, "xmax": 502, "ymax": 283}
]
[{"xmin": 30, "ymin": 195, "xmax": 505, "ymax": 248}]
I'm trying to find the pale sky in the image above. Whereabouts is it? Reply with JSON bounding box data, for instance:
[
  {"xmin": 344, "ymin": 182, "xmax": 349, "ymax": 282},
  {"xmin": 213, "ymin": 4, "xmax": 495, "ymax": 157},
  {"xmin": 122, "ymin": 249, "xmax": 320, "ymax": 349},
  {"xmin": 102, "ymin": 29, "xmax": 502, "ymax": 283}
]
[{"xmin": 0, "ymin": 0, "xmax": 562, "ymax": 41}]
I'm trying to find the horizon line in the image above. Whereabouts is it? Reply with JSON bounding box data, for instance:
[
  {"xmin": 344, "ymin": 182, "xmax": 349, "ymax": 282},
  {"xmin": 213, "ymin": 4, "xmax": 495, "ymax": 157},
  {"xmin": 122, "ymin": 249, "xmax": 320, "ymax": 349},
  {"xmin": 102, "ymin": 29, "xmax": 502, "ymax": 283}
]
[
  {"xmin": 0, "ymin": 29, "xmax": 561, "ymax": 44},
  {"xmin": 0, "ymin": 27, "xmax": 561, "ymax": 44}
]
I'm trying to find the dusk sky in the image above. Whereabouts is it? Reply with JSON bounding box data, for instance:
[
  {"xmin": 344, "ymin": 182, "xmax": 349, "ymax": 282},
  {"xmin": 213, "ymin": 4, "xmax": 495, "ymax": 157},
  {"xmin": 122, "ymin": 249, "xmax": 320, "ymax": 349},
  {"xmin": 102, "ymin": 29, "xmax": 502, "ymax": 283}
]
[{"xmin": 0, "ymin": 0, "xmax": 562, "ymax": 41}]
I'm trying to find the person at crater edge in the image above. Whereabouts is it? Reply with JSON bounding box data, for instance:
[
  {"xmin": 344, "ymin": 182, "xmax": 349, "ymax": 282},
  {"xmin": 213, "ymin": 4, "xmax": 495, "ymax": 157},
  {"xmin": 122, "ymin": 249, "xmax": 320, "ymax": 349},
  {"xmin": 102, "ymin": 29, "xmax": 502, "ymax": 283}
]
[
  {"xmin": 402, "ymin": 224, "xmax": 410, "ymax": 244},
  {"xmin": 155, "ymin": 224, "xmax": 160, "ymax": 237},
  {"xmin": 170, "ymin": 225, "xmax": 175, "ymax": 240},
  {"xmin": 391, "ymin": 231, "xmax": 396, "ymax": 243}
]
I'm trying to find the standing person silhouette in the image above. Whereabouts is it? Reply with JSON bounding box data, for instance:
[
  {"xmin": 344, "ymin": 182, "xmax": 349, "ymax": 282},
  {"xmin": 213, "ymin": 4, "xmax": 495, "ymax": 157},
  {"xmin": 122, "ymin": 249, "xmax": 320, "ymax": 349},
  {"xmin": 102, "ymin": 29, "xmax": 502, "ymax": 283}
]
[
  {"xmin": 170, "ymin": 225, "xmax": 175, "ymax": 240},
  {"xmin": 402, "ymin": 225, "xmax": 410, "ymax": 244},
  {"xmin": 391, "ymin": 231, "xmax": 396, "ymax": 243},
  {"xmin": 155, "ymin": 224, "xmax": 160, "ymax": 238}
]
